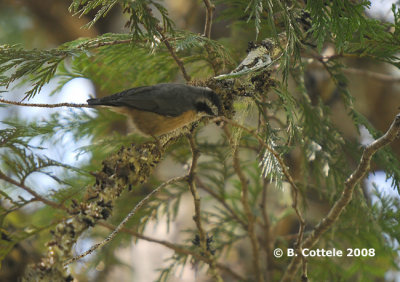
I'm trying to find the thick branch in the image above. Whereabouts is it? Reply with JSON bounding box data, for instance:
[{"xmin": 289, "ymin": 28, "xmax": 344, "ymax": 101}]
[
  {"xmin": 64, "ymin": 176, "xmax": 186, "ymax": 266},
  {"xmin": 24, "ymin": 142, "xmax": 163, "ymax": 281},
  {"xmin": 281, "ymin": 113, "xmax": 400, "ymax": 281}
]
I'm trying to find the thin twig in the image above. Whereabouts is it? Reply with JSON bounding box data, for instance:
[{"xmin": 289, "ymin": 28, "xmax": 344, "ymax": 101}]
[
  {"xmin": 187, "ymin": 133, "xmax": 223, "ymax": 282},
  {"xmin": 0, "ymin": 98, "xmax": 91, "ymax": 108},
  {"xmin": 224, "ymin": 125, "xmax": 263, "ymax": 282},
  {"xmin": 202, "ymin": 0, "xmax": 218, "ymax": 74},
  {"xmin": 343, "ymin": 67, "xmax": 400, "ymax": 83},
  {"xmin": 305, "ymin": 53, "xmax": 400, "ymax": 83},
  {"xmin": 281, "ymin": 113, "xmax": 400, "ymax": 281},
  {"xmin": 310, "ymin": 52, "xmax": 400, "ymax": 84},
  {"xmin": 260, "ymin": 179, "xmax": 272, "ymax": 282},
  {"xmin": 0, "ymin": 171, "xmax": 66, "ymax": 210},
  {"xmin": 216, "ymin": 117, "xmax": 306, "ymax": 260},
  {"xmin": 156, "ymin": 26, "xmax": 191, "ymax": 82},
  {"xmin": 76, "ymin": 39, "xmax": 133, "ymax": 50},
  {"xmin": 98, "ymin": 221, "xmax": 246, "ymax": 281},
  {"xmin": 259, "ymin": 94, "xmax": 274, "ymax": 282},
  {"xmin": 202, "ymin": 0, "xmax": 215, "ymax": 38},
  {"xmin": 63, "ymin": 176, "xmax": 186, "ymax": 267},
  {"xmin": 172, "ymin": 148, "xmax": 248, "ymax": 228},
  {"xmin": 195, "ymin": 176, "xmax": 248, "ymax": 229},
  {"xmin": 187, "ymin": 134, "xmax": 205, "ymax": 240}
]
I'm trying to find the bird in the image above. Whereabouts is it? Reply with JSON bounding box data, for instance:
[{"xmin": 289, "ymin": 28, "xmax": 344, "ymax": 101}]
[{"xmin": 87, "ymin": 83, "xmax": 222, "ymax": 137}]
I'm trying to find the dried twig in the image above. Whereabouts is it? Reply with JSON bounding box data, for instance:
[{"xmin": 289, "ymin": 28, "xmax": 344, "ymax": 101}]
[
  {"xmin": 224, "ymin": 125, "xmax": 263, "ymax": 282},
  {"xmin": 202, "ymin": 0, "xmax": 215, "ymax": 38},
  {"xmin": 76, "ymin": 39, "xmax": 133, "ymax": 49},
  {"xmin": 0, "ymin": 171, "xmax": 66, "ymax": 210},
  {"xmin": 64, "ymin": 176, "xmax": 185, "ymax": 266},
  {"xmin": 216, "ymin": 117, "xmax": 306, "ymax": 266},
  {"xmin": 98, "ymin": 221, "xmax": 246, "ymax": 281},
  {"xmin": 281, "ymin": 113, "xmax": 400, "ymax": 281},
  {"xmin": 156, "ymin": 26, "xmax": 191, "ymax": 82},
  {"xmin": 187, "ymin": 133, "xmax": 222, "ymax": 282},
  {"xmin": 0, "ymin": 99, "xmax": 91, "ymax": 108},
  {"xmin": 24, "ymin": 142, "xmax": 163, "ymax": 281},
  {"xmin": 169, "ymin": 151, "xmax": 248, "ymax": 229},
  {"xmin": 306, "ymin": 54, "xmax": 400, "ymax": 84},
  {"xmin": 201, "ymin": 0, "xmax": 219, "ymax": 74},
  {"xmin": 196, "ymin": 176, "xmax": 248, "ymax": 229},
  {"xmin": 311, "ymin": 53, "xmax": 400, "ymax": 83},
  {"xmin": 260, "ymin": 179, "xmax": 272, "ymax": 281},
  {"xmin": 343, "ymin": 67, "xmax": 400, "ymax": 83}
]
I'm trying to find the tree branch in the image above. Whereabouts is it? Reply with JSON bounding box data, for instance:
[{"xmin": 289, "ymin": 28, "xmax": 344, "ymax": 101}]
[
  {"xmin": 156, "ymin": 26, "xmax": 191, "ymax": 82},
  {"xmin": 223, "ymin": 125, "xmax": 263, "ymax": 282},
  {"xmin": 195, "ymin": 176, "xmax": 248, "ymax": 229},
  {"xmin": 306, "ymin": 54, "xmax": 400, "ymax": 83},
  {"xmin": 24, "ymin": 142, "xmax": 164, "ymax": 281},
  {"xmin": 281, "ymin": 113, "xmax": 400, "ymax": 281},
  {"xmin": 0, "ymin": 170, "xmax": 66, "ymax": 210},
  {"xmin": 216, "ymin": 117, "xmax": 306, "ymax": 266},
  {"xmin": 202, "ymin": 0, "xmax": 215, "ymax": 38},
  {"xmin": 64, "ymin": 176, "xmax": 186, "ymax": 266},
  {"xmin": 260, "ymin": 179, "xmax": 273, "ymax": 281},
  {"xmin": 0, "ymin": 99, "xmax": 91, "ymax": 108},
  {"xmin": 187, "ymin": 133, "xmax": 222, "ymax": 282},
  {"xmin": 343, "ymin": 67, "xmax": 400, "ymax": 83},
  {"xmin": 76, "ymin": 38, "xmax": 133, "ymax": 49},
  {"xmin": 98, "ymin": 221, "xmax": 246, "ymax": 281}
]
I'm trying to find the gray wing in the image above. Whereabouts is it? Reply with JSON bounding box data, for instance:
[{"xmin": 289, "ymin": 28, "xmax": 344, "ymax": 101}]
[{"xmin": 87, "ymin": 83, "xmax": 202, "ymax": 117}]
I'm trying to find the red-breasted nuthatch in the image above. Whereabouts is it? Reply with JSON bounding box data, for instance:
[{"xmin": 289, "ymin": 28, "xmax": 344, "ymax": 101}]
[{"xmin": 87, "ymin": 83, "xmax": 222, "ymax": 136}]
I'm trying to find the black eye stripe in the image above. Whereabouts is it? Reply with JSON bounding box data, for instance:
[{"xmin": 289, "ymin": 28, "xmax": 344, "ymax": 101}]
[{"xmin": 195, "ymin": 102, "xmax": 215, "ymax": 116}]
